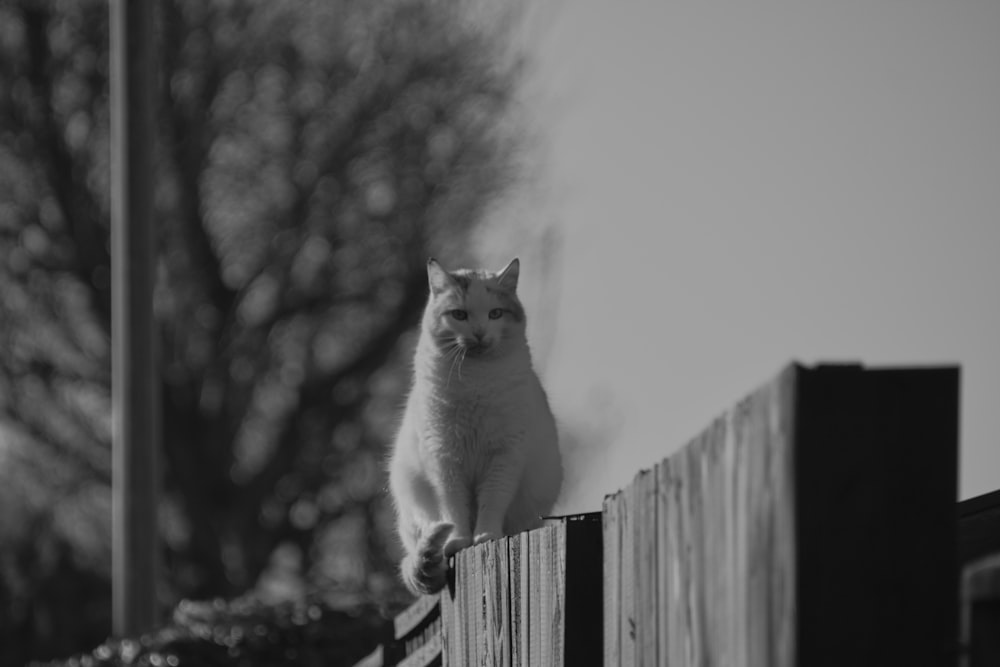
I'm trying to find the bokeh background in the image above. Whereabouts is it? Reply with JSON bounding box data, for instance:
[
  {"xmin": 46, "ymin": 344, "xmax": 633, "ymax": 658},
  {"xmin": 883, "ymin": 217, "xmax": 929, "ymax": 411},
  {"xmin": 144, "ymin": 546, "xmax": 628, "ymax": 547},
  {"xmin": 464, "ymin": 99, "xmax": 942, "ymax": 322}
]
[
  {"xmin": 1, "ymin": 0, "xmax": 998, "ymax": 664},
  {"xmin": 0, "ymin": 0, "xmax": 532, "ymax": 662}
]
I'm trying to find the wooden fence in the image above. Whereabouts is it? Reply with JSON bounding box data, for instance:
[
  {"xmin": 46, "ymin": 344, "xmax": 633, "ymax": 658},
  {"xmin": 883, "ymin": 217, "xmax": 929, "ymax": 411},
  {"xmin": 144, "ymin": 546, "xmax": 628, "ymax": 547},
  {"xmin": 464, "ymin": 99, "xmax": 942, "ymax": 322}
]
[{"xmin": 355, "ymin": 363, "xmax": 1000, "ymax": 666}]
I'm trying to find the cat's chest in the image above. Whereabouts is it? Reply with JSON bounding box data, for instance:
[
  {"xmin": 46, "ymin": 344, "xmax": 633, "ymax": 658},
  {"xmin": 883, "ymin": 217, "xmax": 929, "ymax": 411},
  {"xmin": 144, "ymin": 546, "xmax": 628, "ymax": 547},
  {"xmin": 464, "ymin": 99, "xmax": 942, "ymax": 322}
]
[{"xmin": 426, "ymin": 387, "xmax": 525, "ymax": 448}]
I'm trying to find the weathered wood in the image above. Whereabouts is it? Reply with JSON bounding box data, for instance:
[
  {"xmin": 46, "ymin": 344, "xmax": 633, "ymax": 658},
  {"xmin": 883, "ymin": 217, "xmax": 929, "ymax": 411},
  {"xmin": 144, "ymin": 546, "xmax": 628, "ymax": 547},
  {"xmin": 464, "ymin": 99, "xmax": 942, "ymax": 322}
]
[
  {"xmin": 519, "ymin": 530, "xmax": 531, "ymax": 667},
  {"xmin": 394, "ymin": 594, "xmax": 440, "ymax": 641},
  {"xmin": 539, "ymin": 525, "xmax": 553, "ymax": 664},
  {"xmin": 456, "ymin": 550, "xmax": 476, "ymax": 666},
  {"xmin": 428, "ymin": 515, "xmax": 600, "ymax": 667},
  {"xmin": 536, "ymin": 523, "xmax": 567, "ymax": 666},
  {"xmin": 497, "ymin": 537, "xmax": 512, "ymax": 667},
  {"xmin": 472, "ymin": 544, "xmax": 485, "ymax": 665},
  {"xmin": 634, "ymin": 469, "xmax": 657, "ymax": 666},
  {"xmin": 656, "ymin": 459, "xmax": 684, "ymax": 666},
  {"xmin": 608, "ymin": 364, "xmax": 959, "ymax": 667},
  {"xmin": 528, "ymin": 527, "xmax": 541, "ymax": 667},
  {"xmin": 353, "ymin": 645, "xmax": 384, "ymax": 667},
  {"xmin": 397, "ymin": 633, "xmax": 441, "ymax": 667},
  {"xmin": 441, "ymin": 566, "xmax": 457, "ymax": 667},
  {"xmin": 509, "ymin": 533, "xmax": 526, "ymax": 667},
  {"xmin": 619, "ymin": 484, "xmax": 636, "ymax": 666},
  {"xmin": 360, "ymin": 365, "xmax": 960, "ymax": 667},
  {"xmin": 602, "ymin": 493, "xmax": 621, "ymax": 667},
  {"xmin": 482, "ymin": 542, "xmax": 496, "ymax": 666}
]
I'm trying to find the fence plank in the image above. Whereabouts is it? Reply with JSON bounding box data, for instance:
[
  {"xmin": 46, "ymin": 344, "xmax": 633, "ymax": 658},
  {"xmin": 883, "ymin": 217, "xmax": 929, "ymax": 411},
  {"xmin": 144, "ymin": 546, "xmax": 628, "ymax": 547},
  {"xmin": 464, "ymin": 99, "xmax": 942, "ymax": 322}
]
[
  {"xmin": 509, "ymin": 534, "xmax": 524, "ymax": 667},
  {"xmin": 537, "ymin": 524, "xmax": 566, "ymax": 666},
  {"xmin": 602, "ymin": 493, "xmax": 621, "ymax": 667},
  {"xmin": 468, "ymin": 544, "xmax": 490, "ymax": 665},
  {"xmin": 482, "ymin": 542, "xmax": 497, "ymax": 667},
  {"xmin": 654, "ymin": 460, "xmax": 671, "ymax": 667},
  {"xmin": 620, "ymin": 484, "xmax": 636, "ymax": 666},
  {"xmin": 397, "ymin": 633, "xmax": 441, "ymax": 667},
  {"xmin": 457, "ymin": 549, "xmax": 473, "ymax": 667},
  {"xmin": 497, "ymin": 537, "xmax": 512, "ymax": 667},
  {"xmin": 529, "ymin": 528, "xmax": 541, "ymax": 667},
  {"xmin": 634, "ymin": 469, "xmax": 657, "ymax": 666},
  {"xmin": 518, "ymin": 531, "xmax": 531, "ymax": 666},
  {"xmin": 538, "ymin": 525, "xmax": 551, "ymax": 665},
  {"xmin": 440, "ymin": 576, "xmax": 456, "ymax": 667},
  {"xmin": 394, "ymin": 594, "xmax": 439, "ymax": 641}
]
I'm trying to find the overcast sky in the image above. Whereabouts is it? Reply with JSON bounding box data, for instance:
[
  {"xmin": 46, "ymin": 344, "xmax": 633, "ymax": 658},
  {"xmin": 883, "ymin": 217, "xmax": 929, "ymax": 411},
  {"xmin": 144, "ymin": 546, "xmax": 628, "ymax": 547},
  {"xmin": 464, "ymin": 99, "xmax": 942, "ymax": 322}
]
[{"xmin": 514, "ymin": 0, "xmax": 1000, "ymax": 510}]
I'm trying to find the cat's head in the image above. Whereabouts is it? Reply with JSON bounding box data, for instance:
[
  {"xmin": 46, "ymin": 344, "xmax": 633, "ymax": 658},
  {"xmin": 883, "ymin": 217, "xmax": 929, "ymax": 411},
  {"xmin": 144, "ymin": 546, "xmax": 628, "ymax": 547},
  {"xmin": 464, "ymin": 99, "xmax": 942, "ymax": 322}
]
[{"xmin": 422, "ymin": 258, "xmax": 526, "ymax": 359}]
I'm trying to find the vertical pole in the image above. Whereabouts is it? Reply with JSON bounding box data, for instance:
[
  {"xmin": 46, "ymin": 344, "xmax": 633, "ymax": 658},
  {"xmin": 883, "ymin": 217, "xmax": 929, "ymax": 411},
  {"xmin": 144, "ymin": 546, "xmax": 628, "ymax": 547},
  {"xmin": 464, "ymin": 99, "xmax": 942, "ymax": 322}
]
[{"xmin": 110, "ymin": 0, "xmax": 160, "ymax": 636}]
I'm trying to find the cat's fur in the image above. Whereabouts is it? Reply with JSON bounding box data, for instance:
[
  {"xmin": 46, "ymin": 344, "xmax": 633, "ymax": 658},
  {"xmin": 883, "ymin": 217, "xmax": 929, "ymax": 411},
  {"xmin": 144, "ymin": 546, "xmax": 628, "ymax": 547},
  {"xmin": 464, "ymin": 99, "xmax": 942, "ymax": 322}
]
[{"xmin": 388, "ymin": 258, "xmax": 562, "ymax": 595}]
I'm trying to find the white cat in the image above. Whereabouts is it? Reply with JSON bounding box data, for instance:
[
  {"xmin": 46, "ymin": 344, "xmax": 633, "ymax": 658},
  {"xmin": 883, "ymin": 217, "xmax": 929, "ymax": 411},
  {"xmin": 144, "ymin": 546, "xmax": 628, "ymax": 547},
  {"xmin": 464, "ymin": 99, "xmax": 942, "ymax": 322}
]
[{"xmin": 388, "ymin": 258, "xmax": 562, "ymax": 595}]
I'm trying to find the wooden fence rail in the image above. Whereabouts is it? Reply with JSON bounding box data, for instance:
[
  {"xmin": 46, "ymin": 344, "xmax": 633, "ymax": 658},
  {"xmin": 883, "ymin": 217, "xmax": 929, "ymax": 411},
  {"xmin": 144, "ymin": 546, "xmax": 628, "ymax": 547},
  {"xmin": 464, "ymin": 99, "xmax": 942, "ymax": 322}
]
[{"xmin": 355, "ymin": 363, "xmax": 988, "ymax": 666}]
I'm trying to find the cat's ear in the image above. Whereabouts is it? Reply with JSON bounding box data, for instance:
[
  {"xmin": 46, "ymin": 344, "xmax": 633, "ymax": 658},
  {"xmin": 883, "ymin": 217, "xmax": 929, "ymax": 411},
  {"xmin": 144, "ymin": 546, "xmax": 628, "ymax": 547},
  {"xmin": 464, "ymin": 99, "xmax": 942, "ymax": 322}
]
[
  {"xmin": 496, "ymin": 258, "xmax": 519, "ymax": 291},
  {"xmin": 427, "ymin": 258, "xmax": 454, "ymax": 295}
]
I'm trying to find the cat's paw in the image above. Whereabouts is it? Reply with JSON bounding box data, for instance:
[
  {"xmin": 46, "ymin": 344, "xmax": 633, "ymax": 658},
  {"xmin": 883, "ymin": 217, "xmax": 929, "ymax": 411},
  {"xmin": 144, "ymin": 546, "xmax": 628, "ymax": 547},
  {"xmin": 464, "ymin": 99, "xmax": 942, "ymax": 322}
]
[
  {"xmin": 473, "ymin": 531, "xmax": 501, "ymax": 545},
  {"xmin": 401, "ymin": 551, "xmax": 447, "ymax": 595},
  {"xmin": 401, "ymin": 522, "xmax": 454, "ymax": 596},
  {"xmin": 443, "ymin": 535, "xmax": 472, "ymax": 557}
]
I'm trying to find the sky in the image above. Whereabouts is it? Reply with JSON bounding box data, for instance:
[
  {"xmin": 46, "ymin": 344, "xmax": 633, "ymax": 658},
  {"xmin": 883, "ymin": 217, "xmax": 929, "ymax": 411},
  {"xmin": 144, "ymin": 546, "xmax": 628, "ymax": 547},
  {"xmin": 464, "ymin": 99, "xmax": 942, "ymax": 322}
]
[{"xmin": 505, "ymin": 0, "xmax": 1000, "ymax": 510}]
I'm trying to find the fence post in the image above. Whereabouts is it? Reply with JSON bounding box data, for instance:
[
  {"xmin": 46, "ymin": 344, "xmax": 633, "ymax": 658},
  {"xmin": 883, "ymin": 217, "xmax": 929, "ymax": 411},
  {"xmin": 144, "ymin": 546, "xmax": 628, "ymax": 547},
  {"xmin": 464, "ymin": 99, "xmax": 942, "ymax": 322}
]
[
  {"xmin": 604, "ymin": 364, "xmax": 959, "ymax": 667},
  {"xmin": 110, "ymin": 0, "xmax": 160, "ymax": 637}
]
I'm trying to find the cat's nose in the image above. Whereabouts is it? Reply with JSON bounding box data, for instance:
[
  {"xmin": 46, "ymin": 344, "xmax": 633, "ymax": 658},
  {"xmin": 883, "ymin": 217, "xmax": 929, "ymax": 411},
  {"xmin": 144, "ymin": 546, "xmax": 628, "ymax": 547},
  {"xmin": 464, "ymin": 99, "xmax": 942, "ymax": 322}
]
[{"xmin": 473, "ymin": 328, "xmax": 486, "ymax": 342}]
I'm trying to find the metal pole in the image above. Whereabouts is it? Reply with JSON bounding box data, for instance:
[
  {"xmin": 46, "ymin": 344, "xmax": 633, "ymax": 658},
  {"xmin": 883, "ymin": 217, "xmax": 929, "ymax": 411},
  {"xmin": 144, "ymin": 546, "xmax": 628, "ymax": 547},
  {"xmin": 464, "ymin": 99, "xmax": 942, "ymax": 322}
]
[{"xmin": 110, "ymin": 0, "xmax": 160, "ymax": 636}]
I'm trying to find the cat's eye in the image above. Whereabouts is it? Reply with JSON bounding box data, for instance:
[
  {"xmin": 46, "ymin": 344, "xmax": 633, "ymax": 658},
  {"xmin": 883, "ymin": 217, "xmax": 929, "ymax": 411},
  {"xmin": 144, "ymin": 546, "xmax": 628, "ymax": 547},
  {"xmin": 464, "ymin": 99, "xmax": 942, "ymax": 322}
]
[
  {"xmin": 488, "ymin": 308, "xmax": 504, "ymax": 320},
  {"xmin": 449, "ymin": 309, "xmax": 468, "ymax": 321}
]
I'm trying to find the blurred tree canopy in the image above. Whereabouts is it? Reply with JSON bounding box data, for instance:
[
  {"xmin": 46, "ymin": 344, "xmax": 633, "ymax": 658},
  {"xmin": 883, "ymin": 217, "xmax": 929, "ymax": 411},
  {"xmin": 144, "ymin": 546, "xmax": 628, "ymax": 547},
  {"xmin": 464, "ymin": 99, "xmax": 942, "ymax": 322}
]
[{"xmin": 0, "ymin": 0, "xmax": 525, "ymax": 662}]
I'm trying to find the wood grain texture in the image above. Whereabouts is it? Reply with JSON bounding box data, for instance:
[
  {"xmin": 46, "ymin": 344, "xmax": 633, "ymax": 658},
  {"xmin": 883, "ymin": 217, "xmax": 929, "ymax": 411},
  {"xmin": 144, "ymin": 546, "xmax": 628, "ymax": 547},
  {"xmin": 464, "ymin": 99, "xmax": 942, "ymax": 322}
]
[
  {"xmin": 619, "ymin": 484, "xmax": 636, "ymax": 666},
  {"xmin": 529, "ymin": 527, "xmax": 542, "ymax": 667},
  {"xmin": 602, "ymin": 493, "xmax": 621, "ymax": 667},
  {"xmin": 396, "ymin": 633, "xmax": 442, "ymax": 667},
  {"xmin": 456, "ymin": 549, "xmax": 473, "ymax": 667},
  {"xmin": 539, "ymin": 525, "xmax": 555, "ymax": 666},
  {"xmin": 429, "ymin": 515, "xmax": 600, "ymax": 667},
  {"xmin": 473, "ymin": 544, "xmax": 485, "ymax": 666},
  {"xmin": 551, "ymin": 525, "xmax": 567, "ymax": 666},
  {"xmin": 440, "ymin": 573, "xmax": 456, "ymax": 667},
  {"xmin": 634, "ymin": 469, "xmax": 657, "ymax": 666},
  {"xmin": 499, "ymin": 538, "xmax": 512, "ymax": 667},
  {"xmin": 611, "ymin": 364, "xmax": 958, "ymax": 667},
  {"xmin": 394, "ymin": 594, "xmax": 440, "ymax": 641},
  {"xmin": 364, "ymin": 365, "xmax": 958, "ymax": 667},
  {"xmin": 515, "ymin": 532, "xmax": 529, "ymax": 667}
]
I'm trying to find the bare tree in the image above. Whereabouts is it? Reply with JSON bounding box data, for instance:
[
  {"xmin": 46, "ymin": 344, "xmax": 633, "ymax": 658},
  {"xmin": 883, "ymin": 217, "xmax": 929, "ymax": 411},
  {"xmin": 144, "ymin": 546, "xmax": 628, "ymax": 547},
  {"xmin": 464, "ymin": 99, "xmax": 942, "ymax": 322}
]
[{"xmin": 0, "ymin": 0, "xmax": 526, "ymax": 660}]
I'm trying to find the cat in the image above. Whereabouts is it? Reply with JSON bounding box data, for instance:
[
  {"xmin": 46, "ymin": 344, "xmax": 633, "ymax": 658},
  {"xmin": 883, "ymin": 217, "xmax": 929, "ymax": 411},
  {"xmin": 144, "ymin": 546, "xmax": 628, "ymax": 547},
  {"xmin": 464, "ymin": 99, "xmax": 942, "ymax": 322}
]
[{"xmin": 388, "ymin": 257, "xmax": 563, "ymax": 595}]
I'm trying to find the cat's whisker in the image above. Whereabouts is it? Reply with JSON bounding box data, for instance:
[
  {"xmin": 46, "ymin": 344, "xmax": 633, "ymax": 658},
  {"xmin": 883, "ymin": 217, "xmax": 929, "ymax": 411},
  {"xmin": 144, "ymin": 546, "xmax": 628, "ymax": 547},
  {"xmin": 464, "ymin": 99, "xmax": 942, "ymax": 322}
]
[{"xmin": 445, "ymin": 342, "xmax": 464, "ymax": 389}]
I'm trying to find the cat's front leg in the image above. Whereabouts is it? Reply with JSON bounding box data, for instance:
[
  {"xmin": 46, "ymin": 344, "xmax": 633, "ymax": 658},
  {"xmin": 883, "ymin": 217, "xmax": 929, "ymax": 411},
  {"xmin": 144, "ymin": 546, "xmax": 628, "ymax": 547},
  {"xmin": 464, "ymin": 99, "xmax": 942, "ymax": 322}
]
[
  {"xmin": 433, "ymin": 461, "xmax": 474, "ymax": 557},
  {"xmin": 473, "ymin": 452, "xmax": 524, "ymax": 544}
]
